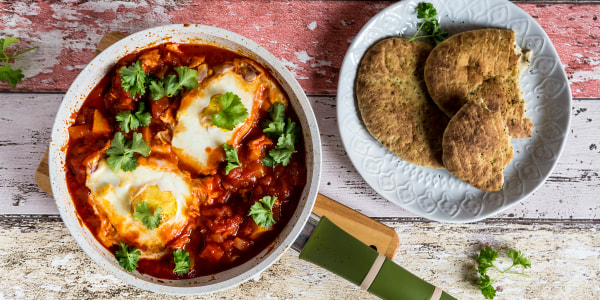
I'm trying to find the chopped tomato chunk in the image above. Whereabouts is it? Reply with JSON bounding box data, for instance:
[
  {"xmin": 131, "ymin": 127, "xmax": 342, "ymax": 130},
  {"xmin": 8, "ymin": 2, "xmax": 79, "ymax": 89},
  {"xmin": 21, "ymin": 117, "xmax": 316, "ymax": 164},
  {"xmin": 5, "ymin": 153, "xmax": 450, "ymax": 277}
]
[
  {"xmin": 68, "ymin": 125, "xmax": 91, "ymax": 140},
  {"xmin": 91, "ymin": 110, "xmax": 111, "ymax": 135},
  {"xmin": 199, "ymin": 243, "xmax": 224, "ymax": 262}
]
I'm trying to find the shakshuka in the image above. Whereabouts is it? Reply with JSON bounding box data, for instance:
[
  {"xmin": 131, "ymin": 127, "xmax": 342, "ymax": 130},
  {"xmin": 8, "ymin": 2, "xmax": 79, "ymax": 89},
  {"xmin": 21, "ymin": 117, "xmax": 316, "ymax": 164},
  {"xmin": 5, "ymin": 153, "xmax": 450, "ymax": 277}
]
[{"xmin": 65, "ymin": 43, "xmax": 306, "ymax": 279}]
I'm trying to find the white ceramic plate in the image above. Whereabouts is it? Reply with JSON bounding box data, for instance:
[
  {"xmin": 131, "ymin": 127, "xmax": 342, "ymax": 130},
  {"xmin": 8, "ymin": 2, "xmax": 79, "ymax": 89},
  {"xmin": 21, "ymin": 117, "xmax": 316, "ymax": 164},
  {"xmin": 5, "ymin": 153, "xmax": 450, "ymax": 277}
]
[{"xmin": 337, "ymin": 0, "xmax": 571, "ymax": 222}]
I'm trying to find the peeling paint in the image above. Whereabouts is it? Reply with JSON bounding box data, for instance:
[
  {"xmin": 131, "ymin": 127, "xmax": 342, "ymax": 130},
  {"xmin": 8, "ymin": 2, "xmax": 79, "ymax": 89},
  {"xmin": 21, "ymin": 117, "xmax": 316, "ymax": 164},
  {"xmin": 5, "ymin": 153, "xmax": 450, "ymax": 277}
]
[
  {"xmin": 311, "ymin": 60, "xmax": 332, "ymax": 68},
  {"xmin": 40, "ymin": 284, "xmax": 62, "ymax": 292},
  {"xmin": 294, "ymin": 51, "xmax": 313, "ymax": 63},
  {"xmin": 2, "ymin": 2, "xmax": 596, "ymax": 96},
  {"xmin": 571, "ymin": 65, "xmax": 600, "ymax": 83},
  {"xmin": 559, "ymin": 247, "xmax": 599, "ymax": 259},
  {"xmin": 51, "ymin": 254, "xmax": 73, "ymax": 267}
]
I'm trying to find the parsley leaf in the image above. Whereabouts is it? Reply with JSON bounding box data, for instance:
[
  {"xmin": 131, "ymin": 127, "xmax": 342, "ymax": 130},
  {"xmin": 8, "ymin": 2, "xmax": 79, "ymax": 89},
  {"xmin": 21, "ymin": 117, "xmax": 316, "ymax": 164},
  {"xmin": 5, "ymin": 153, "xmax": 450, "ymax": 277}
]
[
  {"xmin": 263, "ymin": 102, "xmax": 286, "ymax": 139},
  {"xmin": 116, "ymin": 110, "xmax": 137, "ymax": 133},
  {"xmin": 0, "ymin": 36, "xmax": 37, "ymax": 88},
  {"xmin": 133, "ymin": 200, "xmax": 162, "ymax": 230},
  {"xmin": 211, "ymin": 92, "xmax": 249, "ymax": 130},
  {"xmin": 262, "ymin": 103, "xmax": 300, "ymax": 167},
  {"xmin": 174, "ymin": 66, "xmax": 199, "ymax": 91},
  {"xmin": 261, "ymin": 155, "xmax": 275, "ymax": 167},
  {"xmin": 149, "ymin": 78, "xmax": 167, "ymax": 100},
  {"xmin": 507, "ymin": 249, "xmax": 531, "ymax": 268},
  {"xmin": 479, "ymin": 273, "xmax": 496, "ymax": 299},
  {"xmin": 119, "ymin": 61, "xmax": 148, "ymax": 97},
  {"xmin": 0, "ymin": 65, "xmax": 24, "ymax": 88},
  {"xmin": 267, "ymin": 130, "xmax": 296, "ymax": 166},
  {"xmin": 223, "ymin": 143, "xmax": 242, "ymax": 174},
  {"xmin": 115, "ymin": 102, "xmax": 152, "ymax": 133},
  {"xmin": 408, "ymin": 2, "xmax": 448, "ymax": 45},
  {"xmin": 173, "ymin": 249, "xmax": 191, "ymax": 275},
  {"xmin": 476, "ymin": 246, "xmax": 531, "ymax": 299},
  {"xmin": 248, "ymin": 196, "xmax": 277, "ymax": 228},
  {"xmin": 115, "ymin": 242, "xmax": 141, "ymax": 272},
  {"xmin": 163, "ymin": 75, "xmax": 180, "ymax": 98},
  {"xmin": 106, "ymin": 132, "xmax": 151, "ymax": 172},
  {"xmin": 149, "ymin": 66, "xmax": 198, "ymax": 100}
]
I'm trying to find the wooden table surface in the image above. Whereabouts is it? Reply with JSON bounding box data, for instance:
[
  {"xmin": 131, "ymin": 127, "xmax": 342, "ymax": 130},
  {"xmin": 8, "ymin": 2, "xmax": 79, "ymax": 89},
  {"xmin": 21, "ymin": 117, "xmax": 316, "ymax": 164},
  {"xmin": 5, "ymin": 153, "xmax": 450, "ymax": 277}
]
[{"xmin": 1, "ymin": 1, "xmax": 599, "ymax": 299}]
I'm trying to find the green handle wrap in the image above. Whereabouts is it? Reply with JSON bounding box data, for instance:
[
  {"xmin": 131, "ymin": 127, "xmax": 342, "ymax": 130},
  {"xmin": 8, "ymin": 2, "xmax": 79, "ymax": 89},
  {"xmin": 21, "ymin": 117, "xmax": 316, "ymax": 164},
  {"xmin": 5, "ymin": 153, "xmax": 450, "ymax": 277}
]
[{"xmin": 298, "ymin": 216, "xmax": 456, "ymax": 300}]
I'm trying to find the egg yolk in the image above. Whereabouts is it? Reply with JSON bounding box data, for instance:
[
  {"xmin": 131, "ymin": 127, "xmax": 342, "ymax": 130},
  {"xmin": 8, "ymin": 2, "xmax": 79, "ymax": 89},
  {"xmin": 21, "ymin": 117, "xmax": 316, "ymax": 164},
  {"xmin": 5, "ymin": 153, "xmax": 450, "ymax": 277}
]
[{"xmin": 130, "ymin": 185, "xmax": 178, "ymax": 222}]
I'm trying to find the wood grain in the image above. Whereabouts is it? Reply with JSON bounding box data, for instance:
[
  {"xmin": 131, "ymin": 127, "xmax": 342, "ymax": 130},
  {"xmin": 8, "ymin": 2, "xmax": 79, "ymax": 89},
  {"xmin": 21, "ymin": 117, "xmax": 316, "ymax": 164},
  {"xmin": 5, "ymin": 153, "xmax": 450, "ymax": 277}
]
[
  {"xmin": 2, "ymin": 93, "xmax": 600, "ymax": 219},
  {"xmin": 0, "ymin": 217, "xmax": 597, "ymax": 299},
  {"xmin": 0, "ymin": 1, "xmax": 598, "ymax": 98}
]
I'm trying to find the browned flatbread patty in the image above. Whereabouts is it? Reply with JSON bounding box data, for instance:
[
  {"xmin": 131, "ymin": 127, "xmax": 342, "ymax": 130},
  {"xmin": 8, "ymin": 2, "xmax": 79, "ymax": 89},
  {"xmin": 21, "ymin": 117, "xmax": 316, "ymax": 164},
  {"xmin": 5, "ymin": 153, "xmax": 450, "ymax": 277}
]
[
  {"xmin": 355, "ymin": 37, "xmax": 449, "ymax": 169},
  {"xmin": 443, "ymin": 100, "xmax": 513, "ymax": 191},
  {"xmin": 424, "ymin": 29, "xmax": 532, "ymax": 138}
]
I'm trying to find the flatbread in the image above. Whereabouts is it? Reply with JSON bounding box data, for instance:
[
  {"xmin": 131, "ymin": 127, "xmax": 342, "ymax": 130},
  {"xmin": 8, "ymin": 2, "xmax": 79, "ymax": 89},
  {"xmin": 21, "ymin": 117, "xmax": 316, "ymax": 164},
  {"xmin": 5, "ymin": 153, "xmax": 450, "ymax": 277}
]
[
  {"xmin": 442, "ymin": 99, "xmax": 513, "ymax": 191},
  {"xmin": 424, "ymin": 29, "xmax": 532, "ymax": 138},
  {"xmin": 356, "ymin": 37, "xmax": 449, "ymax": 168}
]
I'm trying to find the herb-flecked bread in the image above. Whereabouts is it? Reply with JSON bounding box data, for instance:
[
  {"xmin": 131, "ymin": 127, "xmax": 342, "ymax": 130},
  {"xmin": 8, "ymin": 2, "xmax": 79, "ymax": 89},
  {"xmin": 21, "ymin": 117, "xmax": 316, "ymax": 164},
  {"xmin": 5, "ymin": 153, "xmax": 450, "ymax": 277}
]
[
  {"xmin": 356, "ymin": 37, "xmax": 449, "ymax": 169},
  {"xmin": 424, "ymin": 29, "xmax": 532, "ymax": 138},
  {"xmin": 442, "ymin": 99, "xmax": 513, "ymax": 191}
]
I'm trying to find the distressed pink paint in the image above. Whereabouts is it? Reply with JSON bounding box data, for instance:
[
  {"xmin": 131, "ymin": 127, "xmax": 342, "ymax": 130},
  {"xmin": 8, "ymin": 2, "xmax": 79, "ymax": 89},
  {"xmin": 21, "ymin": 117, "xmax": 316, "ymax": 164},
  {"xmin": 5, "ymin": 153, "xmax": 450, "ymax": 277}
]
[
  {"xmin": 0, "ymin": 1, "xmax": 598, "ymax": 98},
  {"xmin": 519, "ymin": 4, "xmax": 600, "ymax": 98}
]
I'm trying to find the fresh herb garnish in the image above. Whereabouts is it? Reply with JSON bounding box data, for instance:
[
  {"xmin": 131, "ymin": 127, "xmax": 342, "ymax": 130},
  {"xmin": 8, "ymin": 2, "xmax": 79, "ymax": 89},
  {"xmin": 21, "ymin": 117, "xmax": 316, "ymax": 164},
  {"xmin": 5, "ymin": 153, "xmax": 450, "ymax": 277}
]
[
  {"xmin": 223, "ymin": 143, "xmax": 242, "ymax": 175},
  {"xmin": 262, "ymin": 102, "xmax": 299, "ymax": 167},
  {"xmin": 408, "ymin": 2, "xmax": 448, "ymax": 45},
  {"xmin": 174, "ymin": 66, "xmax": 199, "ymax": 92},
  {"xmin": 149, "ymin": 66, "xmax": 198, "ymax": 100},
  {"xmin": 115, "ymin": 242, "xmax": 141, "ymax": 272},
  {"xmin": 106, "ymin": 132, "xmax": 151, "ymax": 172},
  {"xmin": 119, "ymin": 60, "xmax": 148, "ymax": 97},
  {"xmin": 173, "ymin": 249, "xmax": 191, "ymax": 275},
  {"xmin": 133, "ymin": 200, "xmax": 162, "ymax": 230},
  {"xmin": 0, "ymin": 36, "xmax": 37, "ymax": 88},
  {"xmin": 115, "ymin": 102, "xmax": 152, "ymax": 133},
  {"xmin": 211, "ymin": 92, "xmax": 249, "ymax": 130},
  {"xmin": 248, "ymin": 196, "xmax": 277, "ymax": 228},
  {"xmin": 476, "ymin": 245, "xmax": 531, "ymax": 299},
  {"xmin": 262, "ymin": 101, "xmax": 286, "ymax": 139}
]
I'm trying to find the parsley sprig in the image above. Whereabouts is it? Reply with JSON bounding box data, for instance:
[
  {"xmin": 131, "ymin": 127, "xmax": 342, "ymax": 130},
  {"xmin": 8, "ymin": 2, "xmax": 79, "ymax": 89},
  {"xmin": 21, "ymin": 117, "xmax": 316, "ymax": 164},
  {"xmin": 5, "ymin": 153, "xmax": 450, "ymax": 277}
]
[
  {"xmin": 115, "ymin": 242, "xmax": 141, "ymax": 272},
  {"xmin": 211, "ymin": 92, "xmax": 249, "ymax": 130},
  {"xmin": 476, "ymin": 246, "xmax": 531, "ymax": 299},
  {"xmin": 133, "ymin": 201, "xmax": 162, "ymax": 230},
  {"xmin": 119, "ymin": 60, "xmax": 199, "ymax": 100},
  {"xmin": 408, "ymin": 2, "xmax": 449, "ymax": 45},
  {"xmin": 106, "ymin": 132, "xmax": 151, "ymax": 172},
  {"xmin": 173, "ymin": 249, "xmax": 191, "ymax": 275},
  {"xmin": 119, "ymin": 61, "xmax": 148, "ymax": 97},
  {"xmin": 115, "ymin": 102, "xmax": 152, "ymax": 133},
  {"xmin": 262, "ymin": 102, "xmax": 300, "ymax": 167},
  {"xmin": 149, "ymin": 66, "xmax": 198, "ymax": 100},
  {"xmin": 223, "ymin": 143, "xmax": 242, "ymax": 174},
  {"xmin": 248, "ymin": 196, "xmax": 277, "ymax": 228},
  {"xmin": 0, "ymin": 36, "xmax": 37, "ymax": 88}
]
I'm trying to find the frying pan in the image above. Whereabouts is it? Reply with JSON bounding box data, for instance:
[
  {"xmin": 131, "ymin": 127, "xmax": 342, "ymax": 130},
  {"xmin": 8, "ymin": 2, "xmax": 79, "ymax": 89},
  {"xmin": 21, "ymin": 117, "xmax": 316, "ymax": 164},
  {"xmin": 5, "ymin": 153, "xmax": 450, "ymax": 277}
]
[{"xmin": 49, "ymin": 24, "xmax": 455, "ymax": 299}]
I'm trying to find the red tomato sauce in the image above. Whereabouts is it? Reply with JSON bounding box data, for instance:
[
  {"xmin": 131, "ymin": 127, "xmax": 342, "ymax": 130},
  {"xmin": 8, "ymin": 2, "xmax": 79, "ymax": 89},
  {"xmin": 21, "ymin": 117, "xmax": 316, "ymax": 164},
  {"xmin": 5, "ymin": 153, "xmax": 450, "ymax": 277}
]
[{"xmin": 65, "ymin": 43, "xmax": 307, "ymax": 279}]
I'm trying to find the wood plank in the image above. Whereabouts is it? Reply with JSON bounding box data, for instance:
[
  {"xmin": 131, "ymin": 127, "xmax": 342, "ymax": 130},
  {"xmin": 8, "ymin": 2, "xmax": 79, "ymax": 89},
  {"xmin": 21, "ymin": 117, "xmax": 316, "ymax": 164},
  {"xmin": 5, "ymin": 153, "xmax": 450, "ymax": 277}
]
[
  {"xmin": 0, "ymin": 217, "xmax": 597, "ymax": 299},
  {"xmin": 1, "ymin": 93, "xmax": 599, "ymax": 220},
  {"xmin": 0, "ymin": 93, "xmax": 59, "ymax": 214},
  {"xmin": 0, "ymin": 1, "xmax": 598, "ymax": 98}
]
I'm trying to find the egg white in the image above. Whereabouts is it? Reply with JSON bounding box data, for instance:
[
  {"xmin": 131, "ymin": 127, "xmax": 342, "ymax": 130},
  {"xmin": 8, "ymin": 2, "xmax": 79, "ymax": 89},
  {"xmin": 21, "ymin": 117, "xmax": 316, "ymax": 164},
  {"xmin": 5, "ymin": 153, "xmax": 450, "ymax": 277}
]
[
  {"xmin": 86, "ymin": 158, "xmax": 193, "ymax": 258},
  {"xmin": 171, "ymin": 69, "xmax": 259, "ymax": 174}
]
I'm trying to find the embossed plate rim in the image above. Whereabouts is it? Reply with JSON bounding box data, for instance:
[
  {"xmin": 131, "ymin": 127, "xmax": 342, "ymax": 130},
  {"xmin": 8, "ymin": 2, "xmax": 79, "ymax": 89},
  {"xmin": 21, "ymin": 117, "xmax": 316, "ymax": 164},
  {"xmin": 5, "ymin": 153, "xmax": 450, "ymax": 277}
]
[{"xmin": 336, "ymin": 0, "xmax": 572, "ymax": 223}]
